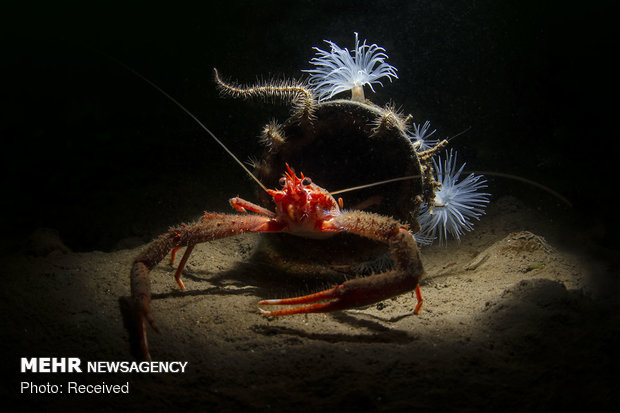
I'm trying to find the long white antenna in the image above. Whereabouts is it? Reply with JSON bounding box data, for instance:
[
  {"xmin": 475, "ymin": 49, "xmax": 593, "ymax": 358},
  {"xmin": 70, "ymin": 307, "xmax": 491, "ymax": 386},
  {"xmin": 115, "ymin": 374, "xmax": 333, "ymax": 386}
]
[
  {"xmin": 467, "ymin": 170, "xmax": 572, "ymax": 207},
  {"xmin": 329, "ymin": 175, "xmax": 420, "ymax": 196},
  {"xmin": 116, "ymin": 59, "xmax": 269, "ymax": 193},
  {"xmin": 330, "ymin": 171, "xmax": 571, "ymax": 208},
  {"xmin": 447, "ymin": 125, "xmax": 472, "ymax": 142}
]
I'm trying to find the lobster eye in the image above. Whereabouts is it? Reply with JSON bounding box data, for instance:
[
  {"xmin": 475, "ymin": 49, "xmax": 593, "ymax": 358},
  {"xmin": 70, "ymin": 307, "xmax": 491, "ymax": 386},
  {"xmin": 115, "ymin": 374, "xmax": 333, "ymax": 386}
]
[
  {"xmin": 279, "ymin": 177, "xmax": 286, "ymax": 188},
  {"xmin": 302, "ymin": 177, "xmax": 312, "ymax": 186}
]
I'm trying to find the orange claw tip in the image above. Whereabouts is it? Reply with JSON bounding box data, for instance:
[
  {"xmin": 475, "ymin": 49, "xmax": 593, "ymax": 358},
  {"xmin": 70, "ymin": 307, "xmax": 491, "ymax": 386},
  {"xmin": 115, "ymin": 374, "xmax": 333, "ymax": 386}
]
[
  {"xmin": 258, "ymin": 305, "xmax": 294, "ymax": 317},
  {"xmin": 259, "ymin": 308, "xmax": 291, "ymax": 317},
  {"xmin": 258, "ymin": 298, "xmax": 285, "ymax": 306},
  {"xmin": 258, "ymin": 287, "xmax": 340, "ymax": 307},
  {"xmin": 258, "ymin": 301, "xmax": 338, "ymax": 316}
]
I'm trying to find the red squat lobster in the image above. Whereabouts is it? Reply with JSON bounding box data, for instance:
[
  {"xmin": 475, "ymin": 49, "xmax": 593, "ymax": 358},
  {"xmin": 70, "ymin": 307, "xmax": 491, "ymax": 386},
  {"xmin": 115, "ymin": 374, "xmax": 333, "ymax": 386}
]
[
  {"xmin": 126, "ymin": 72, "xmax": 426, "ymax": 361},
  {"xmin": 131, "ymin": 164, "xmax": 425, "ymax": 360}
]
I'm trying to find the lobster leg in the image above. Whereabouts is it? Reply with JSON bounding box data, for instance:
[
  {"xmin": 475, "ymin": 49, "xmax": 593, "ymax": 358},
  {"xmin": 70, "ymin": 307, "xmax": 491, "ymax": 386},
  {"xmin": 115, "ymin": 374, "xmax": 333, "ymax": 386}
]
[
  {"xmin": 173, "ymin": 245, "xmax": 195, "ymax": 289},
  {"xmin": 167, "ymin": 199, "xmax": 276, "ymax": 290},
  {"xmin": 131, "ymin": 213, "xmax": 281, "ymax": 360},
  {"xmin": 259, "ymin": 210, "xmax": 425, "ymax": 316},
  {"xmin": 168, "ymin": 199, "xmax": 276, "ymax": 290}
]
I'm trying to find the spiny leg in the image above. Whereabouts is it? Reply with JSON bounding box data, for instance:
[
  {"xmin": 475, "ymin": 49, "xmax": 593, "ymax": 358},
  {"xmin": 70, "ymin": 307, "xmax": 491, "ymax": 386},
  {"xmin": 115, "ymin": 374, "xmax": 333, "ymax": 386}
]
[
  {"xmin": 169, "ymin": 201, "xmax": 275, "ymax": 290},
  {"xmin": 259, "ymin": 210, "xmax": 425, "ymax": 316},
  {"xmin": 170, "ymin": 247, "xmax": 180, "ymax": 265},
  {"xmin": 413, "ymin": 284, "xmax": 423, "ymax": 315},
  {"xmin": 131, "ymin": 212, "xmax": 279, "ymax": 360}
]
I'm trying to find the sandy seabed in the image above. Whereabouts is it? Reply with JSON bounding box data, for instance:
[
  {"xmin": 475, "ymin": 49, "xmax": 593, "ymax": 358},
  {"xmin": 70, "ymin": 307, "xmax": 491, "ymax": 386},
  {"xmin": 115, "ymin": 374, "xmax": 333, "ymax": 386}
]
[{"xmin": 2, "ymin": 196, "xmax": 618, "ymax": 412}]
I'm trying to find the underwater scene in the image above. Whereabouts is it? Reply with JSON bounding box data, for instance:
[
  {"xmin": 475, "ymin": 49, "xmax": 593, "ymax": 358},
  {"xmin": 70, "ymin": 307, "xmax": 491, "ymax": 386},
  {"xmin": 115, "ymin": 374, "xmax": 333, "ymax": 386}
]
[{"xmin": 2, "ymin": 1, "xmax": 618, "ymax": 411}]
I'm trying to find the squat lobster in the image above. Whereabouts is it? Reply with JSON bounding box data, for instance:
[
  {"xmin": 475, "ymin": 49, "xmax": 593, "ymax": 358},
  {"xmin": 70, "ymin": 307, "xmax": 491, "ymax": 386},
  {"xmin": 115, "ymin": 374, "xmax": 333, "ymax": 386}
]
[{"xmin": 131, "ymin": 164, "xmax": 425, "ymax": 360}]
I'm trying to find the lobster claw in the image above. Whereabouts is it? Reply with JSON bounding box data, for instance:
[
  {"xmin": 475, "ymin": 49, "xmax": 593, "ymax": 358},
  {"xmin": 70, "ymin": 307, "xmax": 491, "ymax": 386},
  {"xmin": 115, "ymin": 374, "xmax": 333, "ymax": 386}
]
[{"xmin": 258, "ymin": 282, "xmax": 423, "ymax": 316}]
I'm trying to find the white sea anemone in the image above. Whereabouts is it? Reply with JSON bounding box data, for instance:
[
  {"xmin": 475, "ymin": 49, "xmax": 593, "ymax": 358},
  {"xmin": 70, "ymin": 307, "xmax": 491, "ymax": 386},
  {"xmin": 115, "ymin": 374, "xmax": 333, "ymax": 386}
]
[
  {"xmin": 418, "ymin": 150, "xmax": 490, "ymax": 244},
  {"xmin": 303, "ymin": 32, "xmax": 398, "ymax": 102},
  {"xmin": 409, "ymin": 120, "xmax": 440, "ymax": 152}
]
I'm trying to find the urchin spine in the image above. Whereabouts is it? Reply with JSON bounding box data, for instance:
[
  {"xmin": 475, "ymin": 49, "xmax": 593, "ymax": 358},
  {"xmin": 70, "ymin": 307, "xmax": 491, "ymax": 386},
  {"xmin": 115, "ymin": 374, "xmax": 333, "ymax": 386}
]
[
  {"xmin": 371, "ymin": 105, "xmax": 408, "ymax": 138},
  {"xmin": 213, "ymin": 68, "xmax": 316, "ymax": 123},
  {"xmin": 260, "ymin": 120, "xmax": 287, "ymax": 149}
]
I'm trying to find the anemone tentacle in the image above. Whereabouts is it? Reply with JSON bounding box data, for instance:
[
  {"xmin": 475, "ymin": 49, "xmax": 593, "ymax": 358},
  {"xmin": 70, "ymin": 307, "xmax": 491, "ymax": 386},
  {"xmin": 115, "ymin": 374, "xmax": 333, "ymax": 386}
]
[
  {"xmin": 418, "ymin": 150, "xmax": 490, "ymax": 244},
  {"xmin": 409, "ymin": 120, "xmax": 440, "ymax": 152},
  {"xmin": 303, "ymin": 32, "xmax": 398, "ymax": 101}
]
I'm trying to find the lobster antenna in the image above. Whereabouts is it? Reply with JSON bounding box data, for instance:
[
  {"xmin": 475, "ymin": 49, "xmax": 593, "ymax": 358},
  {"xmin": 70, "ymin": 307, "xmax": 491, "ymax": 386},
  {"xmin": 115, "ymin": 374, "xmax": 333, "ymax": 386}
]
[
  {"xmin": 465, "ymin": 170, "xmax": 572, "ymax": 207},
  {"xmin": 331, "ymin": 170, "xmax": 571, "ymax": 208},
  {"xmin": 447, "ymin": 125, "xmax": 472, "ymax": 142},
  {"xmin": 114, "ymin": 58, "xmax": 269, "ymax": 193},
  {"xmin": 329, "ymin": 175, "xmax": 421, "ymax": 196}
]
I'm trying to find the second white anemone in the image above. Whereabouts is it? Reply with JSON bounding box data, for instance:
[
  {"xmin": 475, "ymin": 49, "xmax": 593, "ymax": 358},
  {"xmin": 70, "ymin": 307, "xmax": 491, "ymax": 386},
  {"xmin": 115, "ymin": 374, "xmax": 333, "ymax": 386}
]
[
  {"xmin": 303, "ymin": 32, "xmax": 398, "ymax": 102},
  {"xmin": 409, "ymin": 120, "xmax": 440, "ymax": 152},
  {"xmin": 418, "ymin": 150, "xmax": 490, "ymax": 244}
]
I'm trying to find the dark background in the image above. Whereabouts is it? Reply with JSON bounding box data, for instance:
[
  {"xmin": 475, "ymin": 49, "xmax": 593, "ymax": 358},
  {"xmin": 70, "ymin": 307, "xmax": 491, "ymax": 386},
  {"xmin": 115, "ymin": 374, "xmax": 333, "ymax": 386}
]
[
  {"xmin": 2, "ymin": 2, "xmax": 619, "ymax": 412},
  {"xmin": 1, "ymin": 0, "xmax": 617, "ymax": 253}
]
